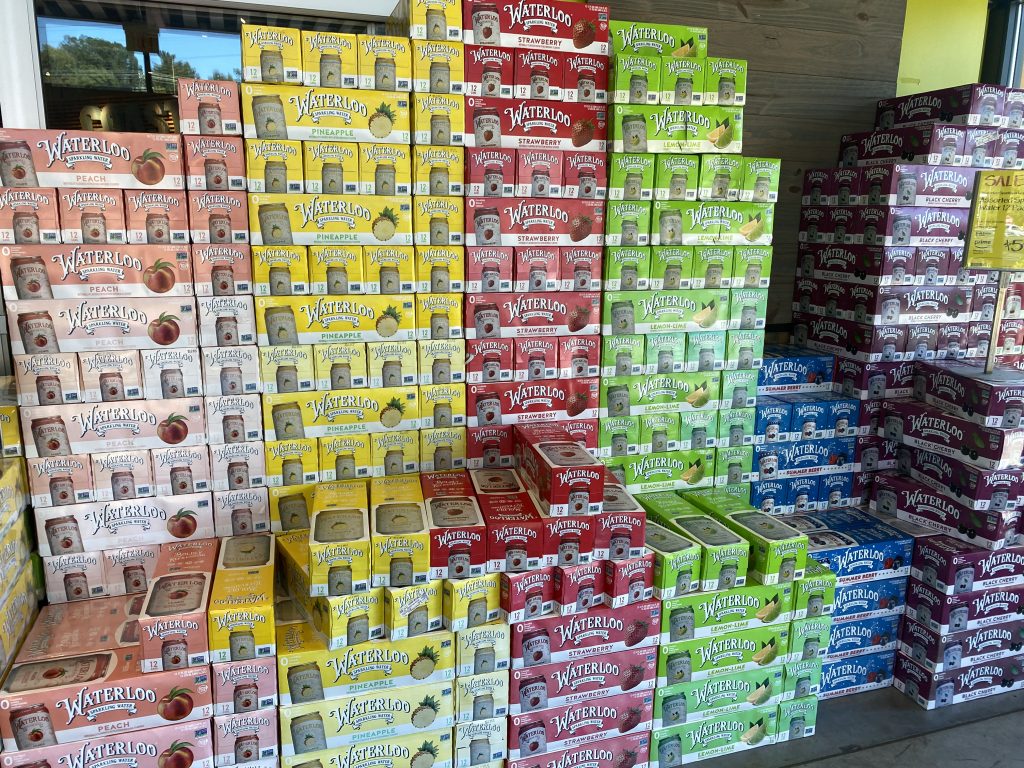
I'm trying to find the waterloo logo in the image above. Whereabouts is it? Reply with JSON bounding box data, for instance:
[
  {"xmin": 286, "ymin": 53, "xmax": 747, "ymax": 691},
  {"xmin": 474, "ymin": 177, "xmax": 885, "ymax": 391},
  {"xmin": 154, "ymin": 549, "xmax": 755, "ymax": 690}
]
[
  {"xmin": 311, "ymin": 142, "xmax": 356, "ymax": 162},
  {"xmin": 187, "ymin": 136, "xmax": 241, "ymax": 158},
  {"xmin": 504, "ymin": 383, "xmax": 564, "ymax": 412},
  {"xmin": 961, "ymin": 664, "xmax": 1004, "ymax": 689},
  {"xmin": 56, "ymin": 686, "xmax": 157, "ymax": 726},
  {"xmin": 551, "ymin": 703, "xmax": 618, "ymax": 737},
  {"xmin": 652, "ymin": 108, "xmax": 702, "ymax": 137},
  {"xmin": 245, "ymin": 26, "xmax": 295, "ymax": 49},
  {"xmin": 502, "ymin": 292, "xmax": 567, "ymax": 322},
  {"xmin": 299, "ymin": 296, "xmax": 376, "ymax": 328},
  {"xmin": 306, "ymin": 31, "xmax": 355, "ymax": 53},
  {"xmin": 59, "ymin": 299, "xmax": 150, "ymax": 339},
  {"xmin": 862, "ymin": 132, "xmax": 902, "ymax": 157},
  {"xmin": 196, "ymin": 243, "xmax": 246, "ymax": 265},
  {"xmin": 686, "ymin": 202, "xmax": 744, "ymax": 231},
  {"xmin": 469, "ymin": 46, "xmax": 512, "ymax": 66},
  {"xmin": 125, "ymin": 191, "xmax": 182, "ymax": 212},
  {"xmin": 0, "ymin": 187, "xmax": 52, "ymax": 210},
  {"xmin": 37, "ymin": 132, "xmax": 132, "ymax": 170},
  {"xmin": 307, "ymin": 390, "xmax": 381, "ymax": 422},
  {"xmin": 81, "ymin": 499, "xmax": 168, "ymax": 536},
  {"xmin": 72, "ymin": 404, "xmax": 158, "ymax": 438},
  {"xmin": 289, "ymin": 89, "xmax": 369, "ymax": 124},
  {"xmin": 613, "ymin": 22, "xmax": 676, "ymax": 52},
  {"xmin": 296, "ymin": 195, "xmax": 372, "ymax": 229},
  {"xmin": 193, "ymin": 192, "xmax": 242, "ymax": 212},
  {"xmin": 182, "ymin": 79, "xmax": 235, "ymax": 101},
  {"xmin": 60, "ymin": 189, "xmax": 119, "ymax": 212},
  {"xmin": 686, "ymin": 717, "xmax": 744, "ymax": 750},
  {"xmin": 504, "ymin": 101, "xmax": 572, "ymax": 132},
  {"xmin": 896, "ymin": 94, "xmax": 942, "ymax": 121},
  {"xmin": 907, "ymin": 412, "xmax": 962, "ymax": 442}
]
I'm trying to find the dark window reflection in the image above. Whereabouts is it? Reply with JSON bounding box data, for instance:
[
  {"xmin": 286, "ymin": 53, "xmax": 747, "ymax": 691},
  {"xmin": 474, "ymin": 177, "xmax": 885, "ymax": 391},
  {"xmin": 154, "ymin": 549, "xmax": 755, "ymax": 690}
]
[{"xmin": 35, "ymin": 0, "xmax": 368, "ymax": 132}]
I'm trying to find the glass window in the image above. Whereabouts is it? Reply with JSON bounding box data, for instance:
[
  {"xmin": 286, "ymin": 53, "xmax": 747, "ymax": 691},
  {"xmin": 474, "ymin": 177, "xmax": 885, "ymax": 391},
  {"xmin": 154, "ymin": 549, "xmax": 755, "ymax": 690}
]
[{"xmin": 34, "ymin": 0, "xmax": 369, "ymax": 131}]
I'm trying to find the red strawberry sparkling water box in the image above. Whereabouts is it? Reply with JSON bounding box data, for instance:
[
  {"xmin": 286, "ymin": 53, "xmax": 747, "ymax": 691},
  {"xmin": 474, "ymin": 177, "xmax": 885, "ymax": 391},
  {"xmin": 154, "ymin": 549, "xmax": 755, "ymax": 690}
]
[
  {"xmin": 559, "ymin": 246, "xmax": 602, "ymax": 290},
  {"xmin": 540, "ymin": 511, "xmax": 597, "ymax": 566},
  {"xmin": 466, "ymin": 424, "xmax": 515, "ymax": 467},
  {"xmin": 515, "ymin": 424, "xmax": 605, "ymax": 514},
  {"xmin": 501, "ymin": 566, "xmax": 557, "ymax": 622},
  {"xmin": 466, "ymin": 245, "xmax": 515, "ymax": 291},
  {"xmin": 558, "ymin": 335, "xmax": 601, "ymax": 379},
  {"xmin": 480, "ymin": 491, "xmax": 545, "ymax": 572},
  {"xmin": 464, "ymin": 98, "xmax": 608, "ymax": 151},
  {"xmin": 509, "ymin": 647, "xmax": 657, "ymax": 714},
  {"xmin": 594, "ymin": 507, "xmax": 646, "ymax": 560},
  {"xmin": 511, "ymin": 599, "xmax": 661, "ymax": 667},
  {"xmin": 514, "ymin": 337, "xmax": 559, "ymax": 380},
  {"xmin": 561, "ymin": 52, "xmax": 609, "ymax": 104},
  {"xmin": 513, "ymin": 50, "xmax": 565, "ymax": 101},
  {"xmin": 464, "ymin": 44, "xmax": 516, "ymax": 98},
  {"xmin": 507, "ymin": 688, "xmax": 653, "ymax": 758},
  {"xmin": 466, "ymin": 197, "xmax": 606, "ymax": 246},
  {"xmin": 604, "ymin": 553, "xmax": 655, "ymax": 608},
  {"xmin": 466, "ymin": 148, "xmax": 517, "ymax": 197},
  {"xmin": 426, "ymin": 493, "xmax": 488, "ymax": 579},
  {"xmin": 467, "ymin": 379, "xmax": 599, "ymax": 425},
  {"xmin": 553, "ymin": 561, "xmax": 606, "ymax": 615},
  {"xmin": 465, "ymin": 291, "xmax": 602, "ymax": 338},
  {"xmin": 467, "ymin": 337, "xmax": 515, "ymax": 382},
  {"xmin": 461, "ymin": 0, "xmax": 610, "ymax": 55},
  {"xmin": 507, "ymin": 732, "xmax": 651, "ymax": 768}
]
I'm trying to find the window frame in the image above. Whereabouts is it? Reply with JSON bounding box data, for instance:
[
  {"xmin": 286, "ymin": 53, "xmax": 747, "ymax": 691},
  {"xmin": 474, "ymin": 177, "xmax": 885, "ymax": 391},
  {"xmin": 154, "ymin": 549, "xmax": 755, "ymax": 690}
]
[{"xmin": 0, "ymin": 0, "xmax": 397, "ymax": 129}]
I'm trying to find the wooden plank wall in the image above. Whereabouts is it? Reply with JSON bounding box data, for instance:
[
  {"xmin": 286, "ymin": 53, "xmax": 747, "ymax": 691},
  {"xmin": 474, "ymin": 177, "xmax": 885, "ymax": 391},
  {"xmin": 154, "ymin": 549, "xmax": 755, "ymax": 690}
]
[{"xmin": 604, "ymin": 0, "xmax": 909, "ymax": 326}]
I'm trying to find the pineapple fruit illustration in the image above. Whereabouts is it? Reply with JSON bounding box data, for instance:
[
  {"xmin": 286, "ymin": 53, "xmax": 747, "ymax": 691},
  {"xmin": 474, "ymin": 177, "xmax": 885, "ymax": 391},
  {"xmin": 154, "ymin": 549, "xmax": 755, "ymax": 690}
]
[
  {"xmin": 411, "ymin": 694, "xmax": 439, "ymax": 728},
  {"xmin": 410, "ymin": 741, "xmax": 439, "ymax": 768},
  {"xmin": 369, "ymin": 103, "xmax": 397, "ymax": 139},
  {"xmin": 410, "ymin": 646, "xmax": 439, "ymax": 679},
  {"xmin": 375, "ymin": 305, "xmax": 402, "ymax": 337},
  {"xmin": 380, "ymin": 396, "xmax": 406, "ymax": 428},
  {"xmin": 372, "ymin": 207, "xmax": 399, "ymax": 241}
]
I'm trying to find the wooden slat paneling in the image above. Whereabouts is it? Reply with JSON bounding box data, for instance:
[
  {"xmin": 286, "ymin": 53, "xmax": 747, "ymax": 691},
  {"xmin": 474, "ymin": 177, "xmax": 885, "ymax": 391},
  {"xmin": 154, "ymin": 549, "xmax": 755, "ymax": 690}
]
[
  {"xmin": 623, "ymin": 0, "xmax": 907, "ymax": 38},
  {"xmin": 607, "ymin": 0, "xmax": 908, "ymax": 328}
]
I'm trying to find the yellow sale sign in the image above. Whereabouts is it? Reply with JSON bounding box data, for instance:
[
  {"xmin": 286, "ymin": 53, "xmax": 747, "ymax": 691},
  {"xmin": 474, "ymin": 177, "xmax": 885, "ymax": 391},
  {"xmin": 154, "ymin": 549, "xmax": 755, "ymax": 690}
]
[{"xmin": 967, "ymin": 169, "xmax": 1024, "ymax": 269}]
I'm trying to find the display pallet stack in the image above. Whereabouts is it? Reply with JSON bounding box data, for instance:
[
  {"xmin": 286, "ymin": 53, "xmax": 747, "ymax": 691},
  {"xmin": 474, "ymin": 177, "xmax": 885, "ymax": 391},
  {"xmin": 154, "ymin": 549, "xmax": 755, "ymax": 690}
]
[
  {"xmin": 632, "ymin": 487, "xmax": 826, "ymax": 762},
  {"xmin": 787, "ymin": 82, "xmax": 1024, "ymax": 706},
  {"xmin": 752, "ymin": 344, "xmax": 865, "ymax": 514},
  {"xmin": 599, "ymin": 20, "xmax": 778, "ymax": 504}
]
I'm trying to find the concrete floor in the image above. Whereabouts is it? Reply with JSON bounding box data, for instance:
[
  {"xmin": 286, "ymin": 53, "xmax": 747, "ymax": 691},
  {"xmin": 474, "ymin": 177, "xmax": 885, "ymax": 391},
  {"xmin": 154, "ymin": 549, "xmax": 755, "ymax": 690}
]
[{"xmin": 710, "ymin": 687, "xmax": 1024, "ymax": 768}]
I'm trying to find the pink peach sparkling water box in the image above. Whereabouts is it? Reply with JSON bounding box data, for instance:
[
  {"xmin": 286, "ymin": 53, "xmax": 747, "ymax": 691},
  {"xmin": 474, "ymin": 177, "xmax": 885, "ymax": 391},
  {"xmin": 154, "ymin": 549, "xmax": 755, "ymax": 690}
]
[
  {"xmin": 0, "ymin": 243, "xmax": 196, "ymax": 299},
  {"xmin": 0, "ymin": 187, "xmax": 61, "ymax": 244},
  {"xmin": 122, "ymin": 189, "xmax": 190, "ymax": 245},
  {"xmin": 0, "ymin": 129, "xmax": 186, "ymax": 189},
  {"xmin": 7, "ymin": 297, "xmax": 199, "ymax": 355},
  {"xmin": 56, "ymin": 188, "xmax": 127, "ymax": 245},
  {"xmin": 138, "ymin": 538, "xmax": 219, "ymax": 672},
  {"xmin": 177, "ymin": 78, "xmax": 243, "ymax": 135},
  {"xmin": 0, "ymin": 644, "xmax": 213, "ymax": 750}
]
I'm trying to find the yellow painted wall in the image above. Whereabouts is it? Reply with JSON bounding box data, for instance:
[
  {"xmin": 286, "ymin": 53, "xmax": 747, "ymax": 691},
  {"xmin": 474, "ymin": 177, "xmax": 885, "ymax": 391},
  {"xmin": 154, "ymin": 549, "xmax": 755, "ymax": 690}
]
[{"xmin": 897, "ymin": 0, "xmax": 988, "ymax": 95}]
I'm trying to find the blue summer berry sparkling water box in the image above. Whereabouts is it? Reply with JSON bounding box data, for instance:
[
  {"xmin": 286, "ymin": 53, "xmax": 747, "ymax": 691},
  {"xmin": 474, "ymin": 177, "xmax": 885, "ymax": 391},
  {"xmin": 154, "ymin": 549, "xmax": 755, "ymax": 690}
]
[
  {"xmin": 819, "ymin": 648, "xmax": 896, "ymax": 699},
  {"xmin": 826, "ymin": 614, "xmax": 902, "ymax": 660},
  {"xmin": 757, "ymin": 345, "xmax": 835, "ymax": 395},
  {"xmin": 832, "ymin": 576, "xmax": 908, "ymax": 622},
  {"xmin": 791, "ymin": 521, "xmax": 914, "ymax": 585}
]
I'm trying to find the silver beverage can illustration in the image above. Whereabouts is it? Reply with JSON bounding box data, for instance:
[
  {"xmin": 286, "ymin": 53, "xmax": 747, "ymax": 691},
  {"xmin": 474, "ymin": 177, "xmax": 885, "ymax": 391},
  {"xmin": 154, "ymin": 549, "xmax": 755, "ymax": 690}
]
[
  {"xmin": 474, "ymin": 644, "xmax": 496, "ymax": 673},
  {"xmin": 666, "ymin": 651, "xmax": 691, "ymax": 683},
  {"xmin": 519, "ymin": 675, "xmax": 547, "ymax": 712},
  {"xmin": 348, "ymin": 612, "xmax": 370, "ymax": 645},
  {"xmin": 669, "ymin": 606, "xmax": 695, "ymax": 641},
  {"xmin": 943, "ymin": 642, "xmax": 962, "ymax": 669},
  {"xmin": 662, "ymin": 693, "xmax": 687, "ymax": 726},
  {"xmin": 949, "ymin": 605, "xmax": 969, "ymax": 631},
  {"xmin": 658, "ymin": 735, "xmax": 683, "ymax": 768},
  {"xmin": 718, "ymin": 563, "xmax": 738, "ymax": 589},
  {"xmin": 290, "ymin": 712, "xmax": 328, "ymax": 754},
  {"xmin": 390, "ymin": 556, "xmax": 414, "ymax": 586},
  {"xmin": 469, "ymin": 739, "xmax": 490, "ymax": 766}
]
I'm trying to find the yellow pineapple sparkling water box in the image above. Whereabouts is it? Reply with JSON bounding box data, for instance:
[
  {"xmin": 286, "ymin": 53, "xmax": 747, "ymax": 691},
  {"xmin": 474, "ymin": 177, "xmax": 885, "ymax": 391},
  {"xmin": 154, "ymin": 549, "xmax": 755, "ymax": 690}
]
[
  {"xmin": 414, "ymin": 146, "xmax": 465, "ymax": 196},
  {"xmin": 265, "ymin": 438, "xmax": 320, "ymax": 486},
  {"xmin": 264, "ymin": 387, "xmax": 423, "ymax": 438},
  {"xmin": 208, "ymin": 533, "xmax": 277, "ymax": 662},
  {"xmin": 370, "ymin": 475, "xmax": 430, "ymax": 587},
  {"xmin": 385, "ymin": 582, "xmax": 445, "ymax": 640},
  {"xmin": 404, "ymin": 0, "xmax": 462, "ymax": 41},
  {"xmin": 303, "ymin": 141, "xmax": 360, "ymax": 194},
  {"xmin": 443, "ymin": 572, "xmax": 500, "ymax": 632},
  {"xmin": 241, "ymin": 84, "xmax": 412, "ymax": 143},
  {"xmin": 368, "ymin": 340, "xmax": 421, "ymax": 387},
  {"xmin": 357, "ymin": 35, "xmax": 414, "ymax": 91},
  {"xmin": 420, "ymin": 426, "xmax": 467, "ymax": 471},
  {"xmin": 269, "ymin": 484, "xmax": 315, "ymax": 531},
  {"xmin": 454, "ymin": 670, "xmax": 509, "ymax": 722},
  {"xmin": 276, "ymin": 621, "xmax": 455, "ymax": 703},
  {"xmin": 359, "ymin": 143, "xmax": 414, "ymax": 195},
  {"xmin": 248, "ymin": 192, "xmax": 414, "ymax": 246},
  {"xmin": 307, "ymin": 480, "xmax": 371, "ymax": 595},
  {"xmin": 412, "ymin": 93, "xmax": 467, "ymax": 146},
  {"xmin": 241, "ymin": 24, "xmax": 301, "ymax": 84},
  {"xmin": 256, "ymin": 295, "xmax": 419, "ymax": 344},
  {"xmin": 417, "ymin": 245, "xmax": 465, "ymax": 292},
  {"xmin": 364, "ymin": 244, "xmax": 418, "ymax": 293},
  {"xmin": 319, "ymin": 434, "xmax": 374, "ymax": 480},
  {"xmin": 246, "ymin": 139, "xmax": 305, "ymax": 193},
  {"xmin": 419, "ymin": 382, "xmax": 467, "ymax": 429},
  {"xmin": 259, "ymin": 344, "xmax": 317, "ymax": 394},
  {"xmin": 280, "ymin": 729, "xmax": 455, "ymax": 768},
  {"xmin": 279, "ymin": 680, "xmax": 455, "ymax": 754},
  {"xmin": 419, "ymin": 338, "xmax": 467, "ymax": 384},
  {"xmin": 455, "ymin": 718, "xmax": 507, "ymax": 767},
  {"xmin": 252, "ymin": 245, "xmax": 310, "ymax": 295},
  {"xmin": 0, "ymin": 408, "xmax": 21, "ymax": 457},
  {"xmin": 413, "ymin": 195, "xmax": 465, "ymax": 246},
  {"xmin": 416, "ymin": 293, "xmax": 464, "ymax": 340},
  {"xmin": 455, "ymin": 622, "xmax": 511, "ymax": 676},
  {"xmin": 308, "ymin": 245, "xmax": 366, "ymax": 294},
  {"xmin": 412, "ymin": 40, "xmax": 467, "ymax": 94},
  {"xmin": 370, "ymin": 429, "xmax": 421, "ymax": 475},
  {"xmin": 314, "ymin": 342, "xmax": 369, "ymax": 389},
  {"xmin": 301, "ymin": 31, "xmax": 359, "ymax": 88}
]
